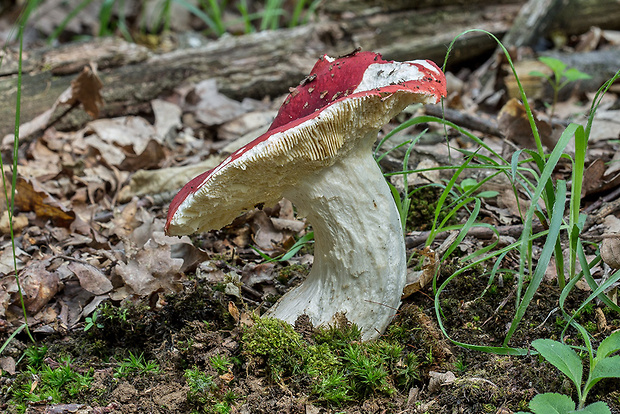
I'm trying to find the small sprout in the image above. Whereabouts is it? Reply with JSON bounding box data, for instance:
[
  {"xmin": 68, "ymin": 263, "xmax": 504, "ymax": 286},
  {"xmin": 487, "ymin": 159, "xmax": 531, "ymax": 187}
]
[
  {"xmin": 529, "ymin": 56, "xmax": 591, "ymax": 119},
  {"xmin": 516, "ymin": 331, "xmax": 620, "ymax": 414},
  {"xmin": 84, "ymin": 310, "xmax": 103, "ymax": 332},
  {"xmin": 209, "ymin": 354, "xmax": 232, "ymax": 375},
  {"xmin": 115, "ymin": 352, "xmax": 160, "ymax": 377}
]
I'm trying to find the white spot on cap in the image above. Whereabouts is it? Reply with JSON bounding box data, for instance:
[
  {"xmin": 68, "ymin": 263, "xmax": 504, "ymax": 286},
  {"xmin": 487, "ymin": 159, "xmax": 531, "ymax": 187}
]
[
  {"xmin": 408, "ymin": 59, "xmax": 440, "ymax": 74},
  {"xmin": 354, "ymin": 62, "xmax": 424, "ymax": 93}
]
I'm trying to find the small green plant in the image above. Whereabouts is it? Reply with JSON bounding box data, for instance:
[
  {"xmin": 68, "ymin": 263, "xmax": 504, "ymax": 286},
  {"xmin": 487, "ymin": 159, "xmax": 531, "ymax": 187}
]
[
  {"xmin": 530, "ymin": 56, "xmax": 591, "ymax": 120},
  {"xmin": 516, "ymin": 330, "xmax": 620, "ymax": 414},
  {"xmin": 342, "ymin": 344, "xmax": 394, "ymax": 397},
  {"xmin": 11, "ymin": 355, "xmax": 93, "ymax": 408},
  {"xmin": 185, "ymin": 367, "xmax": 216, "ymax": 398},
  {"xmin": 242, "ymin": 316, "xmax": 304, "ymax": 381},
  {"xmin": 84, "ymin": 310, "xmax": 104, "ymax": 331},
  {"xmin": 209, "ymin": 354, "xmax": 232, "ymax": 375},
  {"xmin": 395, "ymin": 352, "xmax": 420, "ymax": 389},
  {"xmin": 252, "ymin": 231, "xmax": 314, "ymax": 262},
  {"xmin": 312, "ymin": 371, "xmax": 353, "ymax": 406},
  {"xmin": 184, "ymin": 366, "xmax": 238, "ymax": 413},
  {"xmin": 24, "ymin": 344, "xmax": 48, "ymax": 368},
  {"xmin": 453, "ymin": 356, "xmax": 468, "ymax": 373},
  {"xmin": 115, "ymin": 352, "xmax": 160, "ymax": 377}
]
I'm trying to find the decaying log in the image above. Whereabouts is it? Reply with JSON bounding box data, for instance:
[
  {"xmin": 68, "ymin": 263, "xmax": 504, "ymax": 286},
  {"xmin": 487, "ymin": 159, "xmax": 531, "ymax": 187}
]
[
  {"xmin": 0, "ymin": 2, "xmax": 524, "ymax": 137},
  {"xmin": 502, "ymin": 0, "xmax": 620, "ymax": 47},
  {"xmin": 1, "ymin": 0, "xmax": 620, "ymax": 137}
]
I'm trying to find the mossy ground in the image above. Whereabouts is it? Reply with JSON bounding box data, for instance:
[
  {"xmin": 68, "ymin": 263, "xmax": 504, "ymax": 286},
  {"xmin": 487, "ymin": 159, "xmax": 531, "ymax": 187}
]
[
  {"xmin": 2, "ymin": 218, "xmax": 620, "ymax": 414},
  {"xmin": 2, "ymin": 259, "xmax": 617, "ymax": 413}
]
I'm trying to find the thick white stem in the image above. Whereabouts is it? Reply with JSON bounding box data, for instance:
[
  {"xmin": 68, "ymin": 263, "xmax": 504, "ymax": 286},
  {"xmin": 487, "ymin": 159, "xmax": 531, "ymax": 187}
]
[{"xmin": 266, "ymin": 144, "xmax": 406, "ymax": 340}]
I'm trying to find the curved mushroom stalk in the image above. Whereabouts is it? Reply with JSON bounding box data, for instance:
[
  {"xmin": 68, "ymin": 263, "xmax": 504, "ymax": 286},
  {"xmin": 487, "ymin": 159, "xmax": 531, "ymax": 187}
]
[
  {"xmin": 166, "ymin": 51, "xmax": 447, "ymax": 340},
  {"xmin": 269, "ymin": 144, "xmax": 406, "ymax": 340}
]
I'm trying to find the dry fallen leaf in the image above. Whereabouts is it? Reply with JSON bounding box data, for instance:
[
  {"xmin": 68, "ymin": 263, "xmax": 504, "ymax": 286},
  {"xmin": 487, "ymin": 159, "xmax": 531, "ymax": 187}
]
[
  {"xmin": 117, "ymin": 157, "xmax": 224, "ymax": 202},
  {"xmin": 190, "ymin": 79, "xmax": 248, "ymax": 126},
  {"xmin": 0, "ymin": 356, "xmax": 16, "ymax": 375},
  {"xmin": 19, "ymin": 258, "xmax": 60, "ymax": 314},
  {"xmin": 228, "ymin": 301, "xmax": 240, "ymax": 324},
  {"xmin": 402, "ymin": 247, "xmax": 439, "ymax": 299},
  {"xmin": 14, "ymin": 176, "xmax": 75, "ymax": 228},
  {"xmin": 601, "ymin": 215, "xmax": 620, "ymax": 269},
  {"xmin": 498, "ymin": 98, "xmax": 553, "ymax": 150},
  {"xmin": 66, "ymin": 63, "xmax": 104, "ymax": 118},
  {"xmin": 152, "ymin": 99, "xmax": 182, "ymax": 141},
  {"xmin": 0, "ymin": 211, "xmax": 29, "ymax": 235},
  {"xmin": 114, "ymin": 238, "xmax": 184, "ymax": 296},
  {"xmin": 68, "ymin": 261, "xmax": 113, "ymax": 295}
]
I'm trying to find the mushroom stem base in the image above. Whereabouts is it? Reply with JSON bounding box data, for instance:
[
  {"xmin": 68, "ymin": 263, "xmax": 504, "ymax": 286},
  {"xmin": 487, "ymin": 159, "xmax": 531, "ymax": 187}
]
[{"xmin": 266, "ymin": 150, "xmax": 407, "ymax": 340}]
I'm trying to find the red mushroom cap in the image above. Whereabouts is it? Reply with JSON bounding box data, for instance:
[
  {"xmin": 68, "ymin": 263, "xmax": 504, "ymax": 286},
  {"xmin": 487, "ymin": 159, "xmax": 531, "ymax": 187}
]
[{"xmin": 165, "ymin": 51, "xmax": 446, "ymax": 236}]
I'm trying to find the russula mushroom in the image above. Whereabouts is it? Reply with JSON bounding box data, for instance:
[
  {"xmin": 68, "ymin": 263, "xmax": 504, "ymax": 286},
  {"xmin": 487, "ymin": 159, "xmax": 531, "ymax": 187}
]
[{"xmin": 166, "ymin": 50, "xmax": 446, "ymax": 340}]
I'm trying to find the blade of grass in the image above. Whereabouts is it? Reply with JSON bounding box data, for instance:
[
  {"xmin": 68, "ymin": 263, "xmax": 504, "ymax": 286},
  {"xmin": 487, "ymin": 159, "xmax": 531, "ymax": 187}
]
[
  {"xmin": 514, "ymin": 124, "xmax": 577, "ymax": 308},
  {"xmin": 426, "ymin": 152, "xmax": 477, "ymax": 246},
  {"xmin": 48, "ymin": 0, "xmax": 94, "ymax": 43},
  {"xmin": 504, "ymin": 180, "xmax": 567, "ymax": 346},
  {"xmin": 434, "ymin": 228, "xmax": 550, "ymax": 355},
  {"xmin": 98, "ymin": 0, "xmax": 116, "ymax": 37},
  {"xmin": 569, "ymin": 125, "xmax": 587, "ymax": 282},
  {"xmin": 0, "ymin": 0, "xmax": 42, "ymax": 345},
  {"xmin": 176, "ymin": 0, "xmax": 220, "ymax": 35}
]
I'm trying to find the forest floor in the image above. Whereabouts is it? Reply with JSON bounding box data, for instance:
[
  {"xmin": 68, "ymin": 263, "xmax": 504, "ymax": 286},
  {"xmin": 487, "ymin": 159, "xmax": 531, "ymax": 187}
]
[{"xmin": 1, "ymin": 2, "xmax": 620, "ymax": 413}]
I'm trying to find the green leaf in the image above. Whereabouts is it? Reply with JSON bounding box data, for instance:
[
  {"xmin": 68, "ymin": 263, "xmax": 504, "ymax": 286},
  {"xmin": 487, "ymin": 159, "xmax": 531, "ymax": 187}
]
[
  {"xmin": 529, "ymin": 393, "xmax": 575, "ymax": 414},
  {"xmin": 460, "ymin": 178, "xmax": 478, "ymax": 192},
  {"xmin": 588, "ymin": 355, "xmax": 620, "ymax": 390},
  {"xmin": 529, "ymin": 70, "xmax": 550, "ymax": 79},
  {"xmin": 563, "ymin": 68, "xmax": 592, "ymax": 82},
  {"xmin": 532, "ymin": 339, "xmax": 583, "ymax": 387},
  {"xmin": 538, "ymin": 56, "xmax": 567, "ymax": 76},
  {"xmin": 569, "ymin": 401, "xmax": 612, "ymax": 414},
  {"xmin": 596, "ymin": 330, "xmax": 620, "ymax": 360},
  {"xmin": 476, "ymin": 190, "xmax": 499, "ymax": 198}
]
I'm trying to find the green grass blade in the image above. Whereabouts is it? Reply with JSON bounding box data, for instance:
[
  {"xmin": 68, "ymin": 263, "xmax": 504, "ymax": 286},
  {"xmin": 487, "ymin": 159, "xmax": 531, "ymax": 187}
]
[
  {"xmin": 516, "ymin": 124, "xmax": 577, "ymax": 294},
  {"xmin": 0, "ymin": 323, "xmax": 27, "ymax": 355},
  {"xmin": 569, "ymin": 123, "xmax": 587, "ymax": 281},
  {"xmin": 504, "ymin": 180, "xmax": 567, "ymax": 346},
  {"xmin": 426, "ymin": 152, "xmax": 476, "ymax": 246},
  {"xmin": 441, "ymin": 198, "xmax": 481, "ymax": 260},
  {"xmin": 596, "ymin": 330, "xmax": 620, "ymax": 361},
  {"xmin": 434, "ymin": 231, "xmax": 550, "ymax": 355},
  {"xmin": 175, "ymin": 0, "xmax": 220, "ymax": 35},
  {"xmin": 98, "ymin": 0, "xmax": 116, "ymax": 36},
  {"xmin": 48, "ymin": 0, "xmax": 94, "ymax": 43}
]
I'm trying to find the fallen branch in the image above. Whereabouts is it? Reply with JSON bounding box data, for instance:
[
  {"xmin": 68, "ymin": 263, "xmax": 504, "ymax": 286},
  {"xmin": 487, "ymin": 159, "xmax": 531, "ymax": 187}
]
[{"xmin": 405, "ymin": 222, "xmax": 545, "ymax": 249}]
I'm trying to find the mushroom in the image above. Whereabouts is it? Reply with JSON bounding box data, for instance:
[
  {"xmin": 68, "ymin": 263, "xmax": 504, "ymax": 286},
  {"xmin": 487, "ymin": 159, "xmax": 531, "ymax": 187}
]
[{"xmin": 166, "ymin": 51, "xmax": 446, "ymax": 340}]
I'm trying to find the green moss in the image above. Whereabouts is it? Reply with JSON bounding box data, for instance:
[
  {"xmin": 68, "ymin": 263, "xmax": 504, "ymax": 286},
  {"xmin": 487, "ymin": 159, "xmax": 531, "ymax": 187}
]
[
  {"xmin": 303, "ymin": 343, "xmax": 340, "ymax": 378},
  {"xmin": 313, "ymin": 316, "xmax": 362, "ymax": 349},
  {"xmin": 240, "ymin": 315, "xmax": 422, "ymax": 407},
  {"xmin": 242, "ymin": 317, "xmax": 305, "ymax": 381},
  {"xmin": 10, "ymin": 355, "xmax": 93, "ymax": 410},
  {"xmin": 277, "ymin": 264, "xmax": 309, "ymax": 284}
]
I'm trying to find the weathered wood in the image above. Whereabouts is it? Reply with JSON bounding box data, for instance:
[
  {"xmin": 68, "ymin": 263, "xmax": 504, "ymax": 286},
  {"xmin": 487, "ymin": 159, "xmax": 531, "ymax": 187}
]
[
  {"xmin": 1, "ymin": 0, "xmax": 619, "ymax": 137},
  {"xmin": 501, "ymin": 0, "xmax": 563, "ymax": 47},
  {"xmin": 502, "ymin": 0, "xmax": 620, "ymax": 47},
  {"xmin": 321, "ymin": 0, "xmax": 520, "ymax": 14},
  {"xmin": 0, "ymin": 3, "xmax": 525, "ymax": 137}
]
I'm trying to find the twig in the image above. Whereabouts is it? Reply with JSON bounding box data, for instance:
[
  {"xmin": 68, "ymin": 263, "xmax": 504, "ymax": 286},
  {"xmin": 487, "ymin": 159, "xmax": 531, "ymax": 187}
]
[
  {"xmin": 405, "ymin": 222, "xmax": 545, "ymax": 249},
  {"xmin": 425, "ymin": 104, "xmax": 501, "ymax": 137}
]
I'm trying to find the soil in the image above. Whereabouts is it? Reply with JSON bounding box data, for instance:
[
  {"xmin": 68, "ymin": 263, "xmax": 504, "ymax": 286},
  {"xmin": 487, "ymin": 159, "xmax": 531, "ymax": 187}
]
[{"xmin": 1, "ymin": 245, "xmax": 619, "ymax": 414}]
